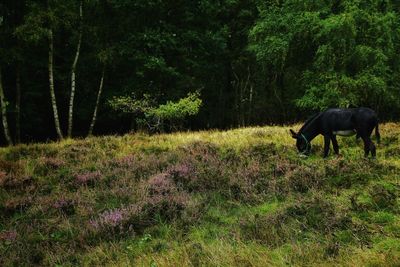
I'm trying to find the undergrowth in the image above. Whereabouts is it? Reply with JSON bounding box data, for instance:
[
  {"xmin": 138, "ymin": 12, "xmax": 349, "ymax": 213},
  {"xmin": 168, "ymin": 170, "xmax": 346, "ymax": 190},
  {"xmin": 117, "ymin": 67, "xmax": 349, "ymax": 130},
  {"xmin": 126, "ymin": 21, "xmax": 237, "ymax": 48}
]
[{"xmin": 0, "ymin": 124, "xmax": 399, "ymax": 266}]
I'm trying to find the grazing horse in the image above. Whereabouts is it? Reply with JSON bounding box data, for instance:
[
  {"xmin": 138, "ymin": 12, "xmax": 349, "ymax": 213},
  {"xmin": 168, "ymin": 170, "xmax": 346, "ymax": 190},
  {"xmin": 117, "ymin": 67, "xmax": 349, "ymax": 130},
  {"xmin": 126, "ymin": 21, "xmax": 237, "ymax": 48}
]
[{"xmin": 290, "ymin": 107, "xmax": 380, "ymax": 158}]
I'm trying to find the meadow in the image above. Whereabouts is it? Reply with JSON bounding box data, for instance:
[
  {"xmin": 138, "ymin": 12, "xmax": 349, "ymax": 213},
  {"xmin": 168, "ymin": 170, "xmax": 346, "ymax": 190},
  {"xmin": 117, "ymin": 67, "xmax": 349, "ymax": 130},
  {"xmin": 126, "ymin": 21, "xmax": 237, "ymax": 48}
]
[{"xmin": 0, "ymin": 124, "xmax": 399, "ymax": 266}]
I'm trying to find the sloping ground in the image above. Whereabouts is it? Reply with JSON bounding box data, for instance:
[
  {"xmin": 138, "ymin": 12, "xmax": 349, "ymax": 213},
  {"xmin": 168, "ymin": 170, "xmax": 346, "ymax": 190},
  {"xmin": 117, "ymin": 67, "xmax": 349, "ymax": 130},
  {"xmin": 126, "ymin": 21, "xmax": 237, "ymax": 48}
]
[{"xmin": 0, "ymin": 124, "xmax": 399, "ymax": 266}]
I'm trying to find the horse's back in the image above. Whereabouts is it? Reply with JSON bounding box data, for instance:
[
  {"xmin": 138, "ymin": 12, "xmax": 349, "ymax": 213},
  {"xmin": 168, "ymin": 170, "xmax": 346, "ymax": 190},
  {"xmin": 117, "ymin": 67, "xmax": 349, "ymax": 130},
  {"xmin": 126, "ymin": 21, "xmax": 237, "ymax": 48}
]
[
  {"xmin": 353, "ymin": 107, "xmax": 377, "ymax": 116},
  {"xmin": 351, "ymin": 107, "xmax": 378, "ymax": 124},
  {"xmin": 320, "ymin": 107, "xmax": 378, "ymax": 133},
  {"xmin": 324, "ymin": 107, "xmax": 377, "ymax": 121}
]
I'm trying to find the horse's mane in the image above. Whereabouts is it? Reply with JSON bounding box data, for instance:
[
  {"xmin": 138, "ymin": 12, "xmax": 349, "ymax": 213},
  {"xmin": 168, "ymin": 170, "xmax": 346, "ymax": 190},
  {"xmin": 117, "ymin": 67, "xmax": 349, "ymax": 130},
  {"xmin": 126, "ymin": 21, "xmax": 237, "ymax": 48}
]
[{"xmin": 299, "ymin": 112, "xmax": 321, "ymax": 133}]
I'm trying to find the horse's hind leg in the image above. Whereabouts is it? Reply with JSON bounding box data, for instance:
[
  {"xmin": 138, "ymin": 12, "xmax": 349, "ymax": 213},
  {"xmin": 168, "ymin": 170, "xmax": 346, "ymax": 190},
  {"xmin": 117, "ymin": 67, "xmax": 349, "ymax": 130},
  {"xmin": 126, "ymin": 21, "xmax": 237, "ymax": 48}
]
[
  {"xmin": 370, "ymin": 140, "xmax": 376, "ymax": 158},
  {"xmin": 331, "ymin": 135, "xmax": 339, "ymax": 155},
  {"xmin": 362, "ymin": 136, "xmax": 376, "ymax": 158}
]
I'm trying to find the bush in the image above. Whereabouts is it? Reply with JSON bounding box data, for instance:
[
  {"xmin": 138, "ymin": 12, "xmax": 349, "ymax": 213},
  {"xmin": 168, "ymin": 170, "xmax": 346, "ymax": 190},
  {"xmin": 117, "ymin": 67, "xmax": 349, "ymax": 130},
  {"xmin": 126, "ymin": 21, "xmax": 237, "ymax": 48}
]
[
  {"xmin": 75, "ymin": 171, "xmax": 102, "ymax": 185},
  {"xmin": 109, "ymin": 92, "xmax": 202, "ymax": 132},
  {"xmin": 148, "ymin": 92, "xmax": 202, "ymax": 131},
  {"xmin": 88, "ymin": 171, "xmax": 193, "ymax": 238}
]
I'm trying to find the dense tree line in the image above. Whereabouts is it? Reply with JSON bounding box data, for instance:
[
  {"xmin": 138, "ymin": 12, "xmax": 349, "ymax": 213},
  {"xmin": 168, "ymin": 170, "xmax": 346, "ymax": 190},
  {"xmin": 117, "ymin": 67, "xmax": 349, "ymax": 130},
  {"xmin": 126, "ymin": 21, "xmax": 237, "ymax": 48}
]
[{"xmin": 1, "ymin": 0, "xmax": 400, "ymax": 145}]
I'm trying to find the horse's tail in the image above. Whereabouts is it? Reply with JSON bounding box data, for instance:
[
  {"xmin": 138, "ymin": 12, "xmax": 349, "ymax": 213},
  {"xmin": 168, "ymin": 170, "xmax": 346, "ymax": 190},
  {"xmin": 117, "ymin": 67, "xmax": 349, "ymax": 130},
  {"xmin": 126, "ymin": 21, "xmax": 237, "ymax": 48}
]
[{"xmin": 375, "ymin": 123, "xmax": 381, "ymax": 144}]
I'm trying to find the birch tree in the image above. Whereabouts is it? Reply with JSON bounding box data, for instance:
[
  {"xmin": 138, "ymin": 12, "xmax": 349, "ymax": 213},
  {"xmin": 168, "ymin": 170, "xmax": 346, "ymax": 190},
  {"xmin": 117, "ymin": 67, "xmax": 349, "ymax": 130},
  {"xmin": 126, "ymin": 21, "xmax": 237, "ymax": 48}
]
[
  {"xmin": 0, "ymin": 67, "xmax": 13, "ymax": 145},
  {"xmin": 67, "ymin": 0, "xmax": 83, "ymax": 138},
  {"xmin": 48, "ymin": 28, "xmax": 63, "ymax": 139},
  {"xmin": 88, "ymin": 66, "xmax": 105, "ymax": 136}
]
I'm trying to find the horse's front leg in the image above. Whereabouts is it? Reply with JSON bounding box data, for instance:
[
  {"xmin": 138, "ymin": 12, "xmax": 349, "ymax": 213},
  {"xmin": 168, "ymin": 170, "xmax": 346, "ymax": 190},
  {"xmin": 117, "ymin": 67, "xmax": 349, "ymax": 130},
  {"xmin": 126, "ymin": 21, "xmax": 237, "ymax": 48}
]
[
  {"xmin": 323, "ymin": 135, "xmax": 331, "ymax": 158},
  {"xmin": 331, "ymin": 135, "xmax": 339, "ymax": 155}
]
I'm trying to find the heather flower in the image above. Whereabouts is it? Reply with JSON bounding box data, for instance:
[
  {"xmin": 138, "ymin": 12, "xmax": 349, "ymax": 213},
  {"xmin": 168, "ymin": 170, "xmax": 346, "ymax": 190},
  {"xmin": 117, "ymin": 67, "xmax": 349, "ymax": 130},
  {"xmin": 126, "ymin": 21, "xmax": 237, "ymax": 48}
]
[
  {"xmin": 53, "ymin": 198, "xmax": 75, "ymax": 215},
  {"xmin": 144, "ymin": 172, "xmax": 191, "ymax": 219},
  {"xmin": 89, "ymin": 204, "xmax": 142, "ymax": 232},
  {"xmin": 53, "ymin": 199, "xmax": 67, "ymax": 208},
  {"xmin": 90, "ymin": 209, "xmax": 124, "ymax": 230},
  {"xmin": 114, "ymin": 154, "xmax": 136, "ymax": 167},
  {"xmin": 147, "ymin": 192, "xmax": 189, "ymax": 207},
  {"xmin": 147, "ymin": 173, "xmax": 177, "ymax": 196},
  {"xmin": 0, "ymin": 230, "xmax": 17, "ymax": 242},
  {"xmin": 100, "ymin": 209, "xmax": 123, "ymax": 226},
  {"xmin": 41, "ymin": 157, "xmax": 65, "ymax": 169},
  {"xmin": 166, "ymin": 163, "xmax": 198, "ymax": 190},
  {"xmin": 75, "ymin": 171, "xmax": 101, "ymax": 185},
  {"xmin": 168, "ymin": 163, "xmax": 193, "ymax": 179},
  {"xmin": 0, "ymin": 171, "xmax": 7, "ymax": 186},
  {"xmin": 89, "ymin": 172, "xmax": 191, "ymax": 234},
  {"xmin": 145, "ymin": 191, "xmax": 190, "ymax": 220}
]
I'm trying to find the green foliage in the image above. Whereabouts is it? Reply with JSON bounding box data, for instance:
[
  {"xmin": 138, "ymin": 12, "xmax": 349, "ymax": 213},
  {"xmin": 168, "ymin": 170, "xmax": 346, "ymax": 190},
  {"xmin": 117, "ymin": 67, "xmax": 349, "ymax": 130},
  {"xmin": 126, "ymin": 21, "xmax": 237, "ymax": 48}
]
[
  {"xmin": 148, "ymin": 92, "xmax": 202, "ymax": 121},
  {"xmin": 109, "ymin": 92, "xmax": 202, "ymax": 132},
  {"xmin": 108, "ymin": 94, "xmax": 154, "ymax": 114},
  {"xmin": 250, "ymin": 0, "xmax": 400, "ymax": 111}
]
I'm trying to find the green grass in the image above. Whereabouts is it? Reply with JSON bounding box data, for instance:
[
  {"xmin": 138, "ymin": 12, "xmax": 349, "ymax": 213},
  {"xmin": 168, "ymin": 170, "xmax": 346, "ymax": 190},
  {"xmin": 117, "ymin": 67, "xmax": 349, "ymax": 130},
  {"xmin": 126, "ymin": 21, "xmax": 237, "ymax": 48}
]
[{"xmin": 0, "ymin": 123, "xmax": 399, "ymax": 266}]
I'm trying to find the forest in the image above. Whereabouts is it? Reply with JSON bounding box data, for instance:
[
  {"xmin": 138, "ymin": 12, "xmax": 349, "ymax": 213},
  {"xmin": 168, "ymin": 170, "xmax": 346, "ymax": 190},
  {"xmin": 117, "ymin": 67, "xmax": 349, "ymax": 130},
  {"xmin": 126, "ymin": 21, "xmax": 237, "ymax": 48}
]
[{"xmin": 1, "ymin": 0, "xmax": 400, "ymax": 145}]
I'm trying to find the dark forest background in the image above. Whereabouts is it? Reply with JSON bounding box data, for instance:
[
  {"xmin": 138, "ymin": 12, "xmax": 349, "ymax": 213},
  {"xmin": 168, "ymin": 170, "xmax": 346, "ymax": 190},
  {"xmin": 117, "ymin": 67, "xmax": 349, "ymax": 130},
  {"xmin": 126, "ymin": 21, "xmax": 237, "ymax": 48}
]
[{"xmin": 1, "ymin": 0, "xmax": 400, "ymax": 145}]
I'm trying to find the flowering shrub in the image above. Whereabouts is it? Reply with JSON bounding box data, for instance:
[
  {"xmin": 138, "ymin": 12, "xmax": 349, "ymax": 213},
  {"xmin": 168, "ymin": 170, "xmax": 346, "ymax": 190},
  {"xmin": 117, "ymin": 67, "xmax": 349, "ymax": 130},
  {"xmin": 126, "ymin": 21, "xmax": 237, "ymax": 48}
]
[
  {"xmin": 41, "ymin": 157, "xmax": 65, "ymax": 169},
  {"xmin": 53, "ymin": 198, "xmax": 75, "ymax": 215},
  {"xmin": 114, "ymin": 154, "xmax": 136, "ymax": 168},
  {"xmin": 143, "ymin": 172, "xmax": 191, "ymax": 220},
  {"xmin": 168, "ymin": 163, "xmax": 192, "ymax": 178},
  {"xmin": 147, "ymin": 173, "xmax": 177, "ymax": 196},
  {"xmin": 176, "ymin": 141, "xmax": 230, "ymax": 192},
  {"xmin": 89, "ymin": 204, "xmax": 142, "ymax": 235},
  {"xmin": 0, "ymin": 171, "xmax": 7, "ymax": 186},
  {"xmin": 229, "ymin": 161, "xmax": 267, "ymax": 203},
  {"xmin": 145, "ymin": 191, "xmax": 191, "ymax": 221},
  {"xmin": 90, "ymin": 209, "xmax": 125, "ymax": 229},
  {"xmin": 167, "ymin": 163, "xmax": 197, "ymax": 191},
  {"xmin": 75, "ymin": 171, "xmax": 102, "ymax": 185},
  {"xmin": 0, "ymin": 230, "xmax": 17, "ymax": 243},
  {"xmin": 89, "ymin": 172, "xmax": 192, "ymax": 235},
  {"xmin": 181, "ymin": 141, "xmax": 218, "ymax": 160}
]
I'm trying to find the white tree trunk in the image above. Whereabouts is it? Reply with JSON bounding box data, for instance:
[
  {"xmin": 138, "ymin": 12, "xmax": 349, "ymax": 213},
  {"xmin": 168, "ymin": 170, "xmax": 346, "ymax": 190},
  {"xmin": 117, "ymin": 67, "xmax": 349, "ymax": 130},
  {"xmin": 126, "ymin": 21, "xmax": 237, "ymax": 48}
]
[
  {"xmin": 68, "ymin": 0, "xmax": 83, "ymax": 138},
  {"xmin": 0, "ymin": 67, "xmax": 13, "ymax": 146},
  {"xmin": 48, "ymin": 29, "xmax": 63, "ymax": 140},
  {"xmin": 88, "ymin": 67, "xmax": 105, "ymax": 136}
]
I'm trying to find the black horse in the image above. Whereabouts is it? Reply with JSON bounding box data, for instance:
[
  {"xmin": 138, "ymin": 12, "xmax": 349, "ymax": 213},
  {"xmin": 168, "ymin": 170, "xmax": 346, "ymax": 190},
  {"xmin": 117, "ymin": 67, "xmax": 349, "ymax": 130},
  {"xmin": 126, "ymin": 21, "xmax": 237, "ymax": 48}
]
[{"xmin": 290, "ymin": 107, "xmax": 380, "ymax": 158}]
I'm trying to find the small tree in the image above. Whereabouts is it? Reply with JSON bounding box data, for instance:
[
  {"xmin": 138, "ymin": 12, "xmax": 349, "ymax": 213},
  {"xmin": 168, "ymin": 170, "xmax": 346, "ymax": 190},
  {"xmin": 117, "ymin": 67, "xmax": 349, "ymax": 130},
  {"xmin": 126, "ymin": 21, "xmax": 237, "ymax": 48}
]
[
  {"xmin": 148, "ymin": 92, "xmax": 202, "ymax": 131},
  {"xmin": 109, "ymin": 92, "xmax": 202, "ymax": 133}
]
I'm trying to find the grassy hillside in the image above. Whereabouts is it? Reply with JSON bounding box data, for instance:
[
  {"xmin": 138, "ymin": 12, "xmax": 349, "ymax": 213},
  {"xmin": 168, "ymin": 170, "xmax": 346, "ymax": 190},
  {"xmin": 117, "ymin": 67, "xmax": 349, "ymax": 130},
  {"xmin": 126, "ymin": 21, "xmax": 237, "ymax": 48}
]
[{"xmin": 1, "ymin": 124, "xmax": 399, "ymax": 266}]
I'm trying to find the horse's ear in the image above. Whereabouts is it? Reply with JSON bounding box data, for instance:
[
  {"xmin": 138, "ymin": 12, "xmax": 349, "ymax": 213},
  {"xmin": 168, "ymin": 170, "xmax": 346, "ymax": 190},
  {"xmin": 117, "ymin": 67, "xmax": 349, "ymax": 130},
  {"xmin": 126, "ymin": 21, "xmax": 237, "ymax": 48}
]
[{"xmin": 290, "ymin": 129, "xmax": 297, "ymax": 138}]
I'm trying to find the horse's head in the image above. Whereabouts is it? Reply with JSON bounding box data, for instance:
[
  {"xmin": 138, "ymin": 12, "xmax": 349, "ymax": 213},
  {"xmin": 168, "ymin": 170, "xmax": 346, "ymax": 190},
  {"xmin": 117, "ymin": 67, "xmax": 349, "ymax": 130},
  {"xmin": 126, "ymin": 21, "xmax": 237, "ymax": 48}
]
[{"xmin": 290, "ymin": 129, "xmax": 311, "ymax": 155}]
